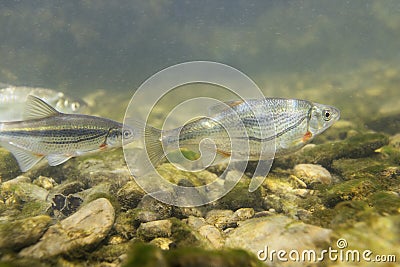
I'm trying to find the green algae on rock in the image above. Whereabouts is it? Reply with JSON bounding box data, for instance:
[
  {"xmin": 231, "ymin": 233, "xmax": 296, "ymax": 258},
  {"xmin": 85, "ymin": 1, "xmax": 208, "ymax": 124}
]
[
  {"xmin": 274, "ymin": 133, "xmax": 389, "ymax": 169},
  {"xmin": 122, "ymin": 243, "xmax": 264, "ymax": 267},
  {"xmin": 0, "ymin": 148, "xmax": 21, "ymax": 182},
  {"xmin": 0, "ymin": 215, "xmax": 51, "ymax": 251},
  {"xmin": 19, "ymin": 198, "xmax": 115, "ymax": 259}
]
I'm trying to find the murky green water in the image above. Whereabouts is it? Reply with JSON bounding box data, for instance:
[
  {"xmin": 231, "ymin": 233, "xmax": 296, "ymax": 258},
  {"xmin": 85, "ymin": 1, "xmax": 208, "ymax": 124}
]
[{"xmin": 0, "ymin": 1, "xmax": 399, "ymax": 266}]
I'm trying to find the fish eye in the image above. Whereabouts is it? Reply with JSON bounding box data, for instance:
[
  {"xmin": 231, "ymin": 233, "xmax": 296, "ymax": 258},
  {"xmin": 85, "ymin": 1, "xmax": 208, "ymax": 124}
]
[
  {"xmin": 71, "ymin": 102, "xmax": 80, "ymax": 111},
  {"xmin": 123, "ymin": 129, "xmax": 133, "ymax": 139},
  {"xmin": 323, "ymin": 109, "xmax": 331, "ymax": 121}
]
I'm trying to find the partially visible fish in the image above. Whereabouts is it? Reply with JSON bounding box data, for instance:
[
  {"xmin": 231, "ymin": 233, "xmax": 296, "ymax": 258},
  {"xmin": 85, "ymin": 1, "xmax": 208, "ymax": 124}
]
[
  {"xmin": 142, "ymin": 98, "xmax": 340, "ymax": 167},
  {"xmin": 0, "ymin": 95, "xmax": 136, "ymax": 172},
  {"xmin": 0, "ymin": 85, "xmax": 88, "ymax": 121}
]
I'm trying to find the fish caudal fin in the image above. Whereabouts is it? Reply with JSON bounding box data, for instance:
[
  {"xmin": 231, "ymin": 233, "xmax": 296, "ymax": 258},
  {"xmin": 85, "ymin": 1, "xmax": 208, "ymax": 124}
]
[
  {"xmin": 144, "ymin": 126, "xmax": 165, "ymax": 168},
  {"xmin": 0, "ymin": 141, "xmax": 43, "ymax": 172}
]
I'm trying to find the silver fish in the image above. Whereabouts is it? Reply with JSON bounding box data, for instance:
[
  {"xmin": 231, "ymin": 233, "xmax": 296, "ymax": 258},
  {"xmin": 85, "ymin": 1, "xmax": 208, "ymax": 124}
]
[
  {"xmin": 143, "ymin": 98, "xmax": 340, "ymax": 167},
  {"xmin": 0, "ymin": 85, "xmax": 88, "ymax": 121},
  {"xmin": 0, "ymin": 95, "xmax": 136, "ymax": 172}
]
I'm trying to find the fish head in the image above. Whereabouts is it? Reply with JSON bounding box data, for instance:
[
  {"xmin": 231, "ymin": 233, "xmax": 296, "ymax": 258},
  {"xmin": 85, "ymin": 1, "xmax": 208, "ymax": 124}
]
[
  {"xmin": 308, "ymin": 103, "xmax": 340, "ymax": 137},
  {"xmin": 106, "ymin": 125, "xmax": 137, "ymax": 147}
]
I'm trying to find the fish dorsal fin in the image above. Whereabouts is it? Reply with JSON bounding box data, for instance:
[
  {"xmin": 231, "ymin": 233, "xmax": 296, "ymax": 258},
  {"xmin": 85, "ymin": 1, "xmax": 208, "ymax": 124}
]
[
  {"xmin": 0, "ymin": 141, "xmax": 44, "ymax": 172},
  {"xmin": 208, "ymin": 100, "xmax": 244, "ymax": 116},
  {"xmin": 23, "ymin": 95, "xmax": 60, "ymax": 120}
]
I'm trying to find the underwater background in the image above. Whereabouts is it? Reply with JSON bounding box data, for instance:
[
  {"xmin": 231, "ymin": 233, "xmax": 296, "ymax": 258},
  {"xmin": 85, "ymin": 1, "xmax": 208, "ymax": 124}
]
[{"xmin": 0, "ymin": 1, "xmax": 399, "ymax": 266}]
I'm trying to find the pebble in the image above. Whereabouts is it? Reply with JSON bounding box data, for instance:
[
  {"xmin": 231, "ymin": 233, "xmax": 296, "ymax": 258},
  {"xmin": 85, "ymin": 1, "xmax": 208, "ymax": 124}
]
[
  {"xmin": 198, "ymin": 225, "xmax": 224, "ymax": 249},
  {"xmin": 231, "ymin": 208, "xmax": 255, "ymax": 221},
  {"xmin": 137, "ymin": 219, "xmax": 172, "ymax": 241},
  {"xmin": 20, "ymin": 198, "xmax": 115, "ymax": 258},
  {"xmin": 33, "ymin": 176, "xmax": 57, "ymax": 190},
  {"xmin": 150, "ymin": 237, "xmax": 174, "ymax": 250},
  {"xmin": 205, "ymin": 209, "xmax": 235, "ymax": 230},
  {"xmin": 293, "ymin": 164, "xmax": 332, "ymax": 186},
  {"xmin": 186, "ymin": 216, "xmax": 207, "ymax": 230}
]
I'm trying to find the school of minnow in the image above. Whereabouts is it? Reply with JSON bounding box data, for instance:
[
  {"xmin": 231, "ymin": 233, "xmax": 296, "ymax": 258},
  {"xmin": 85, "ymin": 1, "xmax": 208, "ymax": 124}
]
[{"xmin": 0, "ymin": 86, "xmax": 340, "ymax": 173}]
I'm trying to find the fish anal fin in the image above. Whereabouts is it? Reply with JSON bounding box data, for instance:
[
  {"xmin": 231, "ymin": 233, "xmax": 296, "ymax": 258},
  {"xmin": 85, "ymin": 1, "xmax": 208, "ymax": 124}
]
[
  {"xmin": 0, "ymin": 141, "xmax": 44, "ymax": 172},
  {"xmin": 46, "ymin": 154, "xmax": 72, "ymax": 166},
  {"xmin": 208, "ymin": 100, "xmax": 244, "ymax": 116},
  {"xmin": 23, "ymin": 95, "xmax": 60, "ymax": 120}
]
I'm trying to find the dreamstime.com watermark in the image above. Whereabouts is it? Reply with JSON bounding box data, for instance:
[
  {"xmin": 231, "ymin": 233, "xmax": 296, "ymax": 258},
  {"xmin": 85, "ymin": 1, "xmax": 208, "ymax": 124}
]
[{"xmin": 257, "ymin": 238, "xmax": 397, "ymax": 263}]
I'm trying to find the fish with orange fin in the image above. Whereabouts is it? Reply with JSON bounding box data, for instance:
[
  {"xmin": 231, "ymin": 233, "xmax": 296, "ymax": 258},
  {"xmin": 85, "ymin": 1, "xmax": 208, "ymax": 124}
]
[
  {"xmin": 141, "ymin": 98, "xmax": 340, "ymax": 168},
  {"xmin": 0, "ymin": 95, "xmax": 136, "ymax": 171}
]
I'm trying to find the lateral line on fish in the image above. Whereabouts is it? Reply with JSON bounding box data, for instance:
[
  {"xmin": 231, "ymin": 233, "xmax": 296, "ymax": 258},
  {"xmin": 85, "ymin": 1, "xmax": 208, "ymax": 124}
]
[
  {"xmin": 41, "ymin": 131, "xmax": 108, "ymax": 145},
  {"xmin": 236, "ymin": 115, "xmax": 308, "ymax": 142}
]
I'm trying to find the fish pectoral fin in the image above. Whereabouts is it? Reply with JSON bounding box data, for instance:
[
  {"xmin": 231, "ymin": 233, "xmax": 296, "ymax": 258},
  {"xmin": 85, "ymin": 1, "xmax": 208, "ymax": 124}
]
[
  {"xmin": 23, "ymin": 95, "xmax": 60, "ymax": 120},
  {"xmin": 0, "ymin": 141, "xmax": 44, "ymax": 172},
  {"xmin": 207, "ymin": 100, "xmax": 244, "ymax": 116},
  {"xmin": 46, "ymin": 154, "xmax": 72, "ymax": 166}
]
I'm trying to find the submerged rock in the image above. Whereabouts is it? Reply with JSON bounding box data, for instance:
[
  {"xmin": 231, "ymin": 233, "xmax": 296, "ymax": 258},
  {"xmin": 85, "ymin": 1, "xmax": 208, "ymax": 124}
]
[
  {"xmin": 274, "ymin": 133, "xmax": 389, "ymax": 169},
  {"xmin": 293, "ymin": 164, "xmax": 332, "ymax": 186},
  {"xmin": 137, "ymin": 219, "xmax": 172, "ymax": 241},
  {"xmin": 122, "ymin": 243, "xmax": 263, "ymax": 267},
  {"xmin": 0, "ymin": 215, "xmax": 51, "ymax": 250},
  {"xmin": 0, "ymin": 148, "xmax": 21, "ymax": 181},
  {"xmin": 331, "ymin": 157, "xmax": 387, "ymax": 180},
  {"xmin": 20, "ymin": 198, "xmax": 115, "ymax": 259},
  {"xmin": 117, "ymin": 181, "xmax": 146, "ymax": 210},
  {"xmin": 198, "ymin": 225, "xmax": 224, "ymax": 249},
  {"xmin": 225, "ymin": 215, "xmax": 332, "ymax": 266}
]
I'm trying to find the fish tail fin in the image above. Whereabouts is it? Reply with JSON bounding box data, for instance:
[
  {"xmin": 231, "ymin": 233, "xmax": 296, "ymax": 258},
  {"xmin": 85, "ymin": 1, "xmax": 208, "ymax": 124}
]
[
  {"xmin": 124, "ymin": 118, "xmax": 166, "ymax": 174},
  {"xmin": 144, "ymin": 125, "xmax": 166, "ymax": 168},
  {"xmin": 0, "ymin": 141, "xmax": 44, "ymax": 172}
]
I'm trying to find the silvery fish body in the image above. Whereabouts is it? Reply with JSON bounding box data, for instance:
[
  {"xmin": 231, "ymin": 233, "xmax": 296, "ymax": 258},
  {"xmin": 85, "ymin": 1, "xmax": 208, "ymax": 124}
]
[
  {"xmin": 145, "ymin": 98, "xmax": 340, "ymax": 165},
  {"xmin": 0, "ymin": 85, "xmax": 88, "ymax": 121},
  {"xmin": 0, "ymin": 95, "xmax": 135, "ymax": 171}
]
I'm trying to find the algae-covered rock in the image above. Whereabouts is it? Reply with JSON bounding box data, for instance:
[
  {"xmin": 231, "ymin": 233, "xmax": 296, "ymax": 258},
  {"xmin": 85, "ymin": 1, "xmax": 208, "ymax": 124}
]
[
  {"xmin": 331, "ymin": 157, "xmax": 387, "ymax": 180},
  {"xmin": 0, "ymin": 215, "xmax": 51, "ymax": 250},
  {"xmin": 225, "ymin": 215, "xmax": 332, "ymax": 266},
  {"xmin": 122, "ymin": 243, "xmax": 263, "ymax": 267},
  {"xmin": 322, "ymin": 178, "xmax": 377, "ymax": 207},
  {"xmin": 0, "ymin": 148, "xmax": 21, "ymax": 181},
  {"xmin": 205, "ymin": 209, "xmax": 235, "ymax": 230},
  {"xmin": 169, "ymin": 217, "xmax": 208, "ymax": 248},
  {"xmin": 89, "ymin": 241, "xmax": 132, "ymax": 264},
  {"xmin": 137, "ymin": 219, "xmax": 172, "ymax": 241},
  {"xmin": 136, "ymin": 195, "xmax": 173, "ymax": 220},
  {"xmin": 274, "ymin": 133, "xmax": 389, "ymax": 169},
  {"xmin": 156, "ymin": 163, "xmax": 218, "ymax": 187},
  {"xmin": 20, "ymin": 198, "xmax": 115, "ymax": 259},
  {"xmin": 369, "ymin": 191, "xmax": 400, "ymax": 215},
  {"xmin": 1, "ymin": 177, "xmax": 48, "ymax": 204},
  {"xmin": 122, "ymin": 243, "xmax": 168, "ymax": 267},
  {"xmin": 216, "ymin": 174, "xmax": 263, "ymax": 210},
  {"xmin": 117, "ymin": 181, "xmax": 146, "ymax": 210}
]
